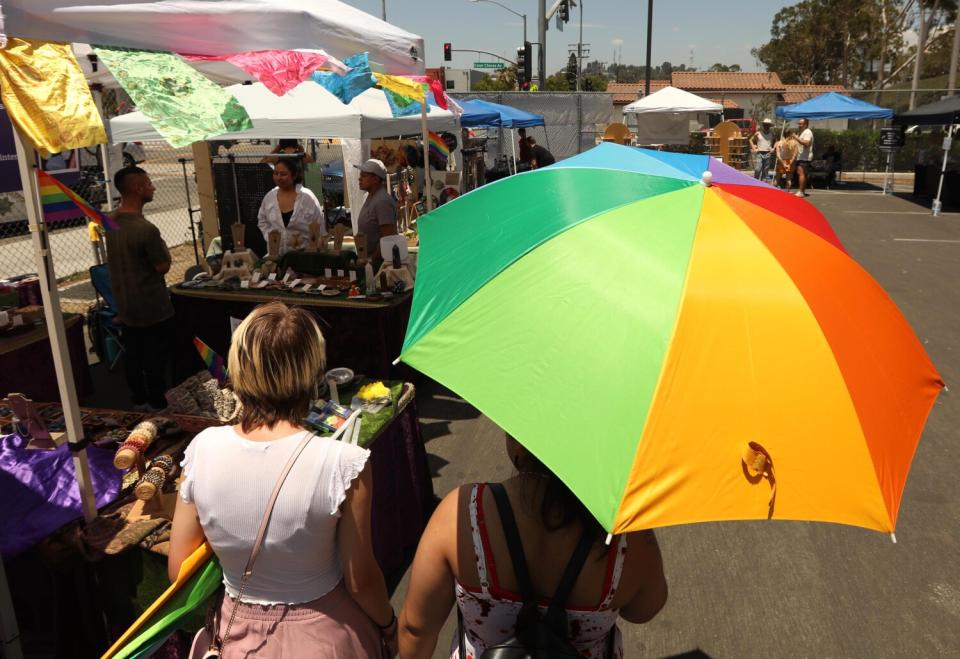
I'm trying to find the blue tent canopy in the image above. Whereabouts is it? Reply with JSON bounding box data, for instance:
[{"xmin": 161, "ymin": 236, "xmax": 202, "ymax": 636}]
[
  {"xmin": 775, "ymin": 92, "xmax": 893, "ymax": 120},
  {"xmin": 457, "ymin": 98, "xmax": 546, "ymax": 128}
]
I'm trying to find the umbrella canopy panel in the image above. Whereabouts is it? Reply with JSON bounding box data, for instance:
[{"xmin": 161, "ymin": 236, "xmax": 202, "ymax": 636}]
[
  {"xmin": 775, "ymin": 92, "xmax": 893, "ymax": 120},
  {"xmin": 401, "ymin": 143, "xmax": 942, "ymax": 535}
]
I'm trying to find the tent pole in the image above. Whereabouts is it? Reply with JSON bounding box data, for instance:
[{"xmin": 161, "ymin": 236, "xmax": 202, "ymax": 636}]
[
  {"xmin": 421, "ymin": 102, "xmax": 432, "ymax": 212},
  {"xmin": 12, "ymin": 128, "xmax": 98, "ymax": 524},
  {"xmin": 511, "ymin": 129, "xmax": 518, "ymax": 174},
  {"xmin": 932, "ymin": 124, "xmax": 952, "ymax": 217}
]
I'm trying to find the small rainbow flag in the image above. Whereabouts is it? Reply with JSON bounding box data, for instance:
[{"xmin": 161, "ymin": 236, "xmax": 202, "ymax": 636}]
[
  {"xmin": 193, "ymin": 336, "xmax": 228, "ymax": 386},
  {"xmin": 427, "ymin": 130, "xmax": 450, "ymax": 166},
  {"xmin": 37, "ymin": 169, "xmax": 118, "ymax": 230}
]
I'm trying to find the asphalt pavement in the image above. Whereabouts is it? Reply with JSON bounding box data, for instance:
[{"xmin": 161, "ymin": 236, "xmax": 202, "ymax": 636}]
[{"xmin": 390, "ymin": 184, "xmax": 960, "ymax": 658}]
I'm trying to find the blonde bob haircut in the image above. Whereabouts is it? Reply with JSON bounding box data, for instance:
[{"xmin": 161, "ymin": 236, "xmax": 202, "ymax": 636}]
[{"xmin": 228, "ymin": 302, "xmax": 326, "ymax": 432}]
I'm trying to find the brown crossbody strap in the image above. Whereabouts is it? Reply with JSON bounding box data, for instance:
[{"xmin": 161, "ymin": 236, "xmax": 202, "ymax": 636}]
[{"xmin": 215, "ymin": 431, "xmax": 316, "ymax": 652}]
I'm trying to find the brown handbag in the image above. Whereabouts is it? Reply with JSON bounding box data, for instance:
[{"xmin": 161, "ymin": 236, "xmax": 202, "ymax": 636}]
[{"xmin": 190, "ymin": 432, "xmax": 316, "ymax": 658}]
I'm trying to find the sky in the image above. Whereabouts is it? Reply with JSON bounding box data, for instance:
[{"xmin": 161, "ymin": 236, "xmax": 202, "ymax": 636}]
[{"xmin": 345, "ymin": 0, "xmax": 794, "ymax": 75}]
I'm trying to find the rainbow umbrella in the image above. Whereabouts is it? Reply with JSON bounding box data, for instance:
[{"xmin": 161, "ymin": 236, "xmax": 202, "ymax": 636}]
[
  {"xmin": 102, "ymin": 543, "xmax": 221, "ymax": 659},
  {"xmin": 400, "ymin": 143, "xmax": 944, "ymax": 536}
]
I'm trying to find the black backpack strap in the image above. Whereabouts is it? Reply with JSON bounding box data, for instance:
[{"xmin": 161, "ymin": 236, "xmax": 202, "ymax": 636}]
[
  {"xmin": 487, "ymin": 482, "xmax": 535, "ymax": 603},
  {"xmin": 543, "ymin": 528, "xmax": 595, "ymax": 625}
]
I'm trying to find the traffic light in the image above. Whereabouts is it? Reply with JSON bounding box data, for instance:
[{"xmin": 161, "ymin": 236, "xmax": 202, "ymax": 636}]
[
  {"xmin": 559, "ymin": 0, "xmax": 570, "ymax": 22},
  {"xmin": 520, "ymin": 41, "xmax": 532, "ymax": 86},
  {"xmin": 516, "ymin": 44, "xmax": 526, "ymax": 88},
  {"xmin": 443, "ymin": 42, "xmax": 452, "ymax": 62}
]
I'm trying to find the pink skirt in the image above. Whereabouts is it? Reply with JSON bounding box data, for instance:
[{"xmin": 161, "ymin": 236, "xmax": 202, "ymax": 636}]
[{"xmin": 190, "ymin": 581, "xmax": 384, "ymax": 658}]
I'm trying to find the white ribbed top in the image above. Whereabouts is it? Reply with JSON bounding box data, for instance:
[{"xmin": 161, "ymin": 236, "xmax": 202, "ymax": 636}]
[{"xmin": 180, "ymin": 426, "xmax": 369, "ymax": 604}]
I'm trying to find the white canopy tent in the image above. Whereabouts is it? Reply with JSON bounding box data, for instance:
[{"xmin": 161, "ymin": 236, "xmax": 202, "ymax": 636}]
[
  {"xmin": 110, "ymin": 81, "xmax": 459, "ymax": 142},
  {"xmin": 623, "ymin": 86, "xmax": 723, "ymax": 146},
  {"xmin": 1, "ymin": 0, "xmax": 425, "ymax": 75}
]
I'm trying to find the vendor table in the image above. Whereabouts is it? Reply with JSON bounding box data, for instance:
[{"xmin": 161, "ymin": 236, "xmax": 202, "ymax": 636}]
[
  {"xmin": 4, "ymin": 385, "xmax": 434, "ymax": 655},
  {"xmin": 0, "ymin": 313, "xmax": 91, "ymax": 403},
  {"xmin": 169, "ymin": 286, "xmax": 413, "ymax": 382}
]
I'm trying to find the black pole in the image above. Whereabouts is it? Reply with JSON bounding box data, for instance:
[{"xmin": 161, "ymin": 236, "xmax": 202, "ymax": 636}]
[
  {"xmin": 644, "ymin": 0, "xmax": 653, "ymax": 96},
  {"xmin": 179, "ymin": 158, "xmax": 200, "ymax": 266}
]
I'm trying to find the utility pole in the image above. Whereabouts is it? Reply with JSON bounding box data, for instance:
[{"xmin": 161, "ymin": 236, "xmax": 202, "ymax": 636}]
[
  {"xmin": 578, "ymin": 0, "xmax": 584, "ymax": 91},
  {"xmin": 381, "ymin": 0, "xmax": 386, "ymax": 20},
  {"xmin": 948, "ymin": 13, "xmax": 960, "ymax": 95},
  {"xmin": 644, "ymin": 0, "xmax": 654, "ymax": 96},
  {"xmin": 538, "ymin": 0, "xmax": 547, "ymax": 85}
]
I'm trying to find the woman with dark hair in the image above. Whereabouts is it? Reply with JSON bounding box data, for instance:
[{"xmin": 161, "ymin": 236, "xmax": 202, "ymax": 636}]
[
  {"xmin": 169, "ymin": 302, "xmax": 397, "ymax": 657},
  {"xmin": 399, "ymin": 432, "xmax": 668, "ymax": 658},
  {"xmin": 256, "ymin": 157, "xmax": 324, "ymax": 255}
]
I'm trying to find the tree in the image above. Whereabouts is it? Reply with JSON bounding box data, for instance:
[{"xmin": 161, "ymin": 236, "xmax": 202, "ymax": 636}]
[
  {"xmin": 566, "ymin": 52, "xmax": 578, "ymax": 88},
  {"xmin": 542, "ymin": 71, "xmax": 571, "ymax": 91},
  {"xmin": 582, "ymin": 74, "xmax": 608, "ymax": 91},
  {"xmin": 473, "ymin": 66, "xmax": 518, "ymax": 91},
  {"xmin": 708, "ymin": 63, "xmax": 742, "ymax": 72},
  {"xmin": 660, "ymin": 61, "xmax": 674, "ymax": 78}
]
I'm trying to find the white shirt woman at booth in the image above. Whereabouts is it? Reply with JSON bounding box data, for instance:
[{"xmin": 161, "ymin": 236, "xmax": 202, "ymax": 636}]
[{"xmin": 257, "ymin": 158, "xmax": 324, "ymax": 255}]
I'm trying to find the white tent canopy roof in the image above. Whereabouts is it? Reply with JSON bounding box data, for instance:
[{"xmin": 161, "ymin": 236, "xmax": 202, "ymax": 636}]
[
  {"xmin": 110, "ymin": 81, "xmax": 458, "ymax": 142},
  {"xmin": 2, "ymin": 0, "xmax": 424, "ymax": 75},
  {"xmin": 623, "ymin": 86, "xmax": 723, "ymax": 114}
]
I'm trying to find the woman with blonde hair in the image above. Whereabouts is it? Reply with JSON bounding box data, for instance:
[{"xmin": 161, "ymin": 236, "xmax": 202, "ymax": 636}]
[{"xmin": 169, "ymin": 302, "xmax": 397, "ymax": 657}]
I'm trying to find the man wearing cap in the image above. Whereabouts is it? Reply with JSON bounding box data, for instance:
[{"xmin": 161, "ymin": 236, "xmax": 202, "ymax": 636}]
[
  {"xmin": 750, "ymin": 119, "xmax": 775, "ymax": 181},
  {"xmin": 355, "ymin": 158, "xmax": 397, "ymax": 261}
]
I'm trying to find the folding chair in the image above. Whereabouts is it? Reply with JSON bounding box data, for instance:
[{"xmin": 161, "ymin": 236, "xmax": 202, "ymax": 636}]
[{"xmin": 88, "ymin": 264, "xmax": 126, "ymax": 371}]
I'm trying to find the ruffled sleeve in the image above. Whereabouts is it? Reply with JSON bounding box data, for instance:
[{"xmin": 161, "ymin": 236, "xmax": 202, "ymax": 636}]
[
  {"xmin": 178, "ymin": 434, "xmax": 200, "ymax": 503},
  {"xmin": 328, "ymin": 441, "xmax": 370, "ymax": 515}
]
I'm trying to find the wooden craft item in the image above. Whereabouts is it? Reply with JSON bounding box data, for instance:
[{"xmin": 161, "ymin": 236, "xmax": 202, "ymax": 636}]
[
  {"xmin": 7, "ymin": 393, "xmax": 62, "ymax": 450},
  {"xmin": 231, "ymin": 222, "xmax": 246, "ymax": 251},
  {"xmin": 291, "ymin": 232, "xmax": 303, "ymax": 251},
  {"xmin": 267, "ymin": 229, "xmax": 282, "ymax": 260},
  {"xmin": 307, "ymin": 221, "xmax": 323, "ymax": 253},
  {"xmin": 125, "ymin": 490, "xmax": 177, "ymax": 522},
  {"xmin": 333, "ymin": 223, "xmax": 346, "ymax": 253},
  {"xmin": 134, "ymin": 454, "xmax": 175, "ymax": 500},
  {"xmin": 113, "ymin": 419, "xmax": 160, "ymax": 470}
]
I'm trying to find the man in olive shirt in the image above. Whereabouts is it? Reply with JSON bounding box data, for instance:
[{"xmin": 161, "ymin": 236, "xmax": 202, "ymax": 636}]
[
  {"xmin": 354, "ymin": 158, "xmax": 397, "ymax": 261},
  {"xmin": 106, "ymin": 166, "xmax": 174, "ymax": 411}
]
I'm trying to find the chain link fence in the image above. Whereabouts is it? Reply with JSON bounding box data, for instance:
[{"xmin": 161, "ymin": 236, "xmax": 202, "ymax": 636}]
[{"xmin": 1, "ymin": 88, "xmax": 202, "ymax": 312}]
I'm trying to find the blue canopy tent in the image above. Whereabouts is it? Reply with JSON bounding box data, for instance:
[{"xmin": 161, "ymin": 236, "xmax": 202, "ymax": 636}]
[
  {"xmin": 457, "ymin": 98, "xmax": 546, "ymax": 174},
  {"xmin": 458, "ymin": 98, "xmax": 546, "ymax": 128},
  {"xmin": 775, "ymin": 92, "xmax": 894, "ymax": 121}
]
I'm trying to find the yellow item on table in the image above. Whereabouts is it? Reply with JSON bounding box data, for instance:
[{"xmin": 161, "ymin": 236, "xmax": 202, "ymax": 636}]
[
  {"xmin": 0, "ymin": 38, "xmax": 106, "ymax": 156},
  {"xmin": 358, "ymin": 381, "xmax": 391, "ymax": 401}
]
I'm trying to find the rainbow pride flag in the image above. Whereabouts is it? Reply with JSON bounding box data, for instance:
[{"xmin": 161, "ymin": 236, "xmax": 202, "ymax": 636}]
[
  {"xmin": 37, "ymin": 169, "xmax": 118, "ymax": 230},
  {"xmin": 193, "ymin": 336, "xmax": 228, "ymax": 386},
  {"xmin": 427, "ymin": 130, "xmax": 449, "ymax": 166}
]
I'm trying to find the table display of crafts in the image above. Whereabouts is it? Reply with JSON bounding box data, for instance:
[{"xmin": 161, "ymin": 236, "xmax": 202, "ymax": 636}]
[
  {"xmin": 304, "ymin": 370, "xmax": 401, "ymax": 447},
  {"xmin": 179, "ymin": 224, "xmax": 413, "ymax": 300}
]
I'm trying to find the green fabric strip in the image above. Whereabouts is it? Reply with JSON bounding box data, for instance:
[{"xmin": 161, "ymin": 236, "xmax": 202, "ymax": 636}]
[
  {"xmin": 403, "ymin": 169, "xmax": 695, "ymax": 352},
  {"xmin": 115, "ymin": 557, "xmax": 223, "ymax": 659},
  {"xmin": 95, "ymin": 46, "xmax": 252, "ymax": 148},
  {"xmin": 403, "ymin": 186, "xmax": 704, "ymax": 530}
]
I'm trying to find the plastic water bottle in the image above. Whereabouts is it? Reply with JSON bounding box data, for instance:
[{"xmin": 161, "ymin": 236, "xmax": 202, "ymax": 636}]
[{"xmin": 364, "ymin": 262, "xmax": 376, "ymax": 293}]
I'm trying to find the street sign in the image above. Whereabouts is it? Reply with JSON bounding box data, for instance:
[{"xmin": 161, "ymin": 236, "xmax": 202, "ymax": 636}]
[
  {"xmin": 879, "ymin": 127, "xmax": 905, "ymax": 152},
  {"xmin": 474, "ymin": 62, "xmax": 505, "ymax": 69}
]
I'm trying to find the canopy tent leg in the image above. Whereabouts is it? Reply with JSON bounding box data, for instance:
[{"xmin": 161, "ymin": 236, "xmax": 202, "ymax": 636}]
[
  {"xmin": 932, "ymin": 124, "xmax": 953, "ymax": 217},
  {"xmin": 883, "ymin": 151, "xmax": 894, "ymax": 196},
  {"xmin": 12, "ymin": 128, "xmax": 98, "ymax": 524},
  {"xmin": 511, "ymin": 129, "xmax": 518, "ymax": 175}
]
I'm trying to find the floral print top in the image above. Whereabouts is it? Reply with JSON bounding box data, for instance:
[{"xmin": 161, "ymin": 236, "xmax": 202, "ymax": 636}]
[{"xmin": 450, "ymin": 483, "xmax": 627, "ymax": 659}]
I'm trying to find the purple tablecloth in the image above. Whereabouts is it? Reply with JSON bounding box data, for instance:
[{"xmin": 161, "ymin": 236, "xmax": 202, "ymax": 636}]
[
  {"xmin": 0, "ymin": 433, "xmax": 121, "ymax": 557},
  {"xmin": 368, "ymin": 392, "xmax": 436, "ymax": 576}
]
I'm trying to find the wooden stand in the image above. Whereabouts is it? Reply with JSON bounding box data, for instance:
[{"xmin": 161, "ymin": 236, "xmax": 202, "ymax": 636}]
[
  {"xmin": 125, "ymin": 490, "xmax": 177, "ymax": 522},
  {"xmin": 306, "ymin": 221, "xmax": 323, "ymax": 253},
  {"xmin": 7, "ymin": 393, "xmax": 64, "ymax": 450}
]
